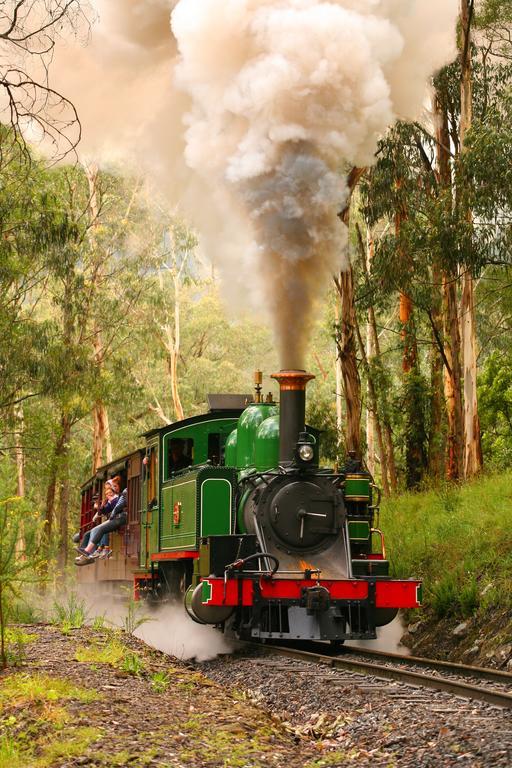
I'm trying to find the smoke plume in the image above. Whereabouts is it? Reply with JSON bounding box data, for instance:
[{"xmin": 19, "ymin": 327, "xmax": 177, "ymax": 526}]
[
  {"xmin": 48, "ymin": 1, "xmax": 458, "ymax": 368},
  {"xmin": 171, "ymin": 0, "xmax": 459, "ymax": 367}
]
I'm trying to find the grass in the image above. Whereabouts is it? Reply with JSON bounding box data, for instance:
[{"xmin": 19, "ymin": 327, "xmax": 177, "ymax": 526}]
[
  {"xmin": 8, "ymin": 602, "xmax": 42, "ymax": 625},
  {"xmin": 75, "ymin": 637, "xmax": 126, "ymax": 666},
  {"xmin": 0, "ymin": 724, "xmax": 101, "ymax": 768},
  {"xmin": 34, "ymin": 726, "xmax": 99, "ymax": 766},
  {"xmin": 0, "ymin": 673, "xmax": 100, "ymax": 710},
  {"xmin": 120, "ymin": 591, "xmax": 152, "ymax": 635},
  {"xmin": 0, "ymin": 673, "xmax": 103, "ymax": 768},
  {"xmin": 51, "ymin": 592, "xmax": 87, "ymax": 634},
  {"xmin": 381, "ymin": 471, "xmax": 512, "ymax": 621},
  {"xmin": 150, "ymin": 670, "xmax": 171, "ymax": 693},
  {"xmin": 120, "ymin": 652, "xmax": 145, "ymax": 676},
  {"xmin": 4, "ymin": 628, "xmax": 37, "ymax": 666},
  {"xmin": 75, "ymin": 637, "xmax": 145, "ymax": 675}
]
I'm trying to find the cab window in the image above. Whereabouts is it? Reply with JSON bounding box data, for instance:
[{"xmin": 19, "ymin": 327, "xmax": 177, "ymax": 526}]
[
  {"xmin": 208, "ymin": 433, "xmax": 221, "ymax": 465},
  {"xmin": 167, "ymin": 437, "xmax": 194, "ymax": 478}
]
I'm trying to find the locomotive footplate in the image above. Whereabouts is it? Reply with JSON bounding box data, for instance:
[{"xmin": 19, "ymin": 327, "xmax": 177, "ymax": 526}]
[{"xmin": 198, "ymin": 575, "xmax": 422, "ymax": 641}]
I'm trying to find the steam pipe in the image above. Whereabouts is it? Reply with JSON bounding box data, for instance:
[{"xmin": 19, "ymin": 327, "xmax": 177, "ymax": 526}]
[{"xmin": 271, "ymin": 370, "xmax": 315, "ymax": 464}]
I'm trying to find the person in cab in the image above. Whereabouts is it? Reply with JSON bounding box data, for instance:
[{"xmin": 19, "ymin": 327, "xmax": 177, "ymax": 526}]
[{"xmin": 169, "ymin": 438, "xmax": 191, "ymax": 473}]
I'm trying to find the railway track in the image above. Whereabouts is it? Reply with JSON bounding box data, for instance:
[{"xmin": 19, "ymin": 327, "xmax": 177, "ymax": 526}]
[{"xmin": 258, "ymin": 641, "xmax": 512, "ymax": 709}]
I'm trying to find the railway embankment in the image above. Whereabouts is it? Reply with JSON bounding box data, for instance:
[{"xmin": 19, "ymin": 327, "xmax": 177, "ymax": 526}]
[
  {"xmin": 381, "ymin": 472, "xmax": 512, "ymax": 667},
  {"xmin": 0, "ymin": 624, "xmax": 324, "ymax": 768},
  {"xmin": 4, "ymin": 624, "xmax": 512, "ymax": 768}
]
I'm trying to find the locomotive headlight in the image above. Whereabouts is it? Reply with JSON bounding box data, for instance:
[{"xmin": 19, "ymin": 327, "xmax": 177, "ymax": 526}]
[
  {"xmin": 295, "ymin": 432, "xmax": 316, "ymax": 465},
  {"xmin": 298, "ymin": 443, "xmax": 314, "ymax": 462}
]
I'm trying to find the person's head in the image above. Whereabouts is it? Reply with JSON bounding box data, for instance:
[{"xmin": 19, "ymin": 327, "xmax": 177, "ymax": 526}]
[
  {"xmin": 104, "ymin": 481, "xmax": 115, "ymax": 500},
  {"xmin": 170, "ymin": 439, "xmax": 185, "ymax": 461},
  {"xmin": 111, "ymin": 476, "xmax": 122, "ymax": 494}
]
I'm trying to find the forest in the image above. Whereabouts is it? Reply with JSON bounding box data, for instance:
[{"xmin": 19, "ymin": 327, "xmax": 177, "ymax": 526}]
[{"xmin": 1, "ymin": 0, "xmax": 512, "ymax": 584}]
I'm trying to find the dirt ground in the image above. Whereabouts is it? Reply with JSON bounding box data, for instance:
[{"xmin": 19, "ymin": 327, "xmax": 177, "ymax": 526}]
[{"xmin": 0, "ymin": 624, "xmax": 339, "ymax": 768}]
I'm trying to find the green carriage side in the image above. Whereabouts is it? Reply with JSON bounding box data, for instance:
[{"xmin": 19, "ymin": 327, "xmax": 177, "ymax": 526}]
[{"xmin": 137, "ymin": 407, "xmax": 244, "ymax": 596}]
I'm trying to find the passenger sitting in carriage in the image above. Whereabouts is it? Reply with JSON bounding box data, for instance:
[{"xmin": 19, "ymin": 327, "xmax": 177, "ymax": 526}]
[
  {"xmin": 75, "ymin": 484, "xmax": 128, "ymax": 566},
  {"xmin": 75, "ymin": 478, "xmax": 119, "ymax": 561}
]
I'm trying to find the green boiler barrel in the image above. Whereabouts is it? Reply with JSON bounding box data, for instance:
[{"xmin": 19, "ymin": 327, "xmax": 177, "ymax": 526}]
[
  {"xmin": 224, "ymin": 429, "xmax": 238, "ymax": 467},
  {"xmin": 236, "ymin": 403, "xmax": 276, "ymax": 469},
  {"xmin": 254, "ymin": 415, "xmax": 280, "ymax": 471}
]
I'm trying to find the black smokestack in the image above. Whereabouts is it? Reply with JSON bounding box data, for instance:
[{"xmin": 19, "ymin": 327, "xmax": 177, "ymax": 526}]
[{"xmin": 271, "ymin": 370, "xmax": 315, "ymax": 464}]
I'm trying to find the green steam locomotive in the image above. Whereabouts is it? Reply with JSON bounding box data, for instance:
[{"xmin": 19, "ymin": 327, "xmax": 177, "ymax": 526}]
[{"xmin": 78, "ymin": 370, "xmax": 421, "ymax": 642}]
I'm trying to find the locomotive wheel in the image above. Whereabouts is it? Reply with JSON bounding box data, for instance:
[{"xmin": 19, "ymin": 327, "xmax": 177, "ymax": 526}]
[{"xmin": 160, "ymin": 561, "xmax": 193, "ymax": 600}]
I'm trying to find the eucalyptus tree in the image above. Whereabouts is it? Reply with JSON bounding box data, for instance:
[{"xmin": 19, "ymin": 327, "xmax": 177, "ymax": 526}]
[{"xmin": 0, "ymin": 0, "xmax": 89, "ymax": 162}]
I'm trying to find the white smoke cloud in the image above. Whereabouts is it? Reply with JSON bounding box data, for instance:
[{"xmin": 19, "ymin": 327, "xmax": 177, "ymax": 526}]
[
  {"xmin": 171, "ymin": 0, "xmax": 459, "ymax": 367},
  {"xmin": 47, "ymin": 0, "xmax": 458, "ymax": 368}
]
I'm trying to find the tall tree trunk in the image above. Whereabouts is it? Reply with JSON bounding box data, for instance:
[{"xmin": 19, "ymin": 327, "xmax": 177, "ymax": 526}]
[
  {"xmin": 86, "ymin": 164, "xmax": 113, "ymax": 473},
  {"xmin": 443, "ymin": 275, "xmax": 465, "ymax": 479},
  {"xmin": 433, "ymin": 88, "xmax": 464, "ymax": 480},
  {"xmin": 13, "ymin": 402, "xmax": 26, "ymax": 556},
  {"xmin": 335, "ymin": 167, "xmax": 365, "ymax": 459},
  {"xmin": 57, "ymin": 415, "xmax": 71, "ymax": 572},
  {"xmin": 170, "ymin": 271, "xmax": 184, "ymax": 422},
  {"xmin": 365, "ymin": 231, "xmax": 376, "ymax": 477},
  {"xmin": 356, "ymin": 225, "xmax": 397, "ymax": 491},
  {"xmin": 355, "ymin": 315, "xmax": 390, "ymax": 496},
  {"xmin": 13, "ymin": 402, "xmax": 25, "ymax": 497},
  {"xmin": 334, "ymin": 299, "xmax": 344, "ymax": 464},
  {"xmin": 461, "ymin": 273, "xmax": 483, "ymax": 475},
  {"xmin": 459, "ymin": 0, "xmax": 483, "ymax": 477},
  {"xmin": 428, "ymin": 263, "xmax": 445, "ymax": 480},
  {"xmin": 44, "ymin": 424, "xmax": 69, "ymax": 550},
  {"xmin": 396, "ymin": 191, "xmax": 425, "ymax": 487},
  {"xmin": 336, "ymin": 264, "xmax": 362, "ymax": 458}
]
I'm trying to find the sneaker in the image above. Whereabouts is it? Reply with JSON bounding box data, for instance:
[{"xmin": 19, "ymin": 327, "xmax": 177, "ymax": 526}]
[
  {"xmin": 75, "ymin": 554, "xmax": 94, "ymax": 567},
  {"xmin": 75, "ymin": 546, "xmax": 88, "ymax": 555},
  {"xmin": 98, "ymin": 548, "xmax": 112, "ymax": 560}
]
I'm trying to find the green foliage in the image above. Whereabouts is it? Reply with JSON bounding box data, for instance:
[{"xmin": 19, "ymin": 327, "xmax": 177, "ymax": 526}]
[
  {"xmin": 478, "ymin": 350, "xmax": 512, "ymax": 468},
  {"xmin": 306, "ymin": 393, "xmax": 340, "ymax": 464},
  {"xmin": 382, "ymin": 472, "xmax": 512, "ymax": 620},
  {"xmin": 402, "ymin": 367, "xmax": 428, "ymax": 489},
  {"xmin": 149, "ymin": 671, "xmax": 171, "ymax": 693},
  {"xmin": 0, "ymin": 492, "xmax": 43, "ymax": 668},
  {"xmin": 51, "ymin": 593, "xmax": 87, "ymax": 634},
  {"xmin": 121, "ymin": 591, "xmax": 152, "ymax": 635},
  {"xmin": 8, "ymin": 602, "xmax": 42, "ymax": 625},
  {"xmin": 120, "ymin": 652, "xmax": 144, "ymax": 676},
  {"xmin": 4, "ymin": 628, "xmax": 36, "ymax": 667},
  {"xmin": 91, "ymin": 614, "xmax": 106, "ymax": 631},
  {"xmin": 75, "ymin": 638, "xmax": 126, "ymax": 666},
  {"xmin": 0, "ymin": 674, "xmax": 99, "ymax": 709}
]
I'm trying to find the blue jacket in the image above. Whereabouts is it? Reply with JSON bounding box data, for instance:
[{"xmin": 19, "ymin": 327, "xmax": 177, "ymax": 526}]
[
  {"xmin": 100, "ymin": 496, "xmax": 119, "ymax": 517},
  {"xmin": 110, "ymin": 488, "xmax": 127, "ymax": 520}
]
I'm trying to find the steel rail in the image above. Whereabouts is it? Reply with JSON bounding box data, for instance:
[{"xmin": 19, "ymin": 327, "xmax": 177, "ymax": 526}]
[
  {"xmin": 259, "ymin": 644, "xmax": 512, "ymax": 710},
  {"xmin": 341, "ymin": 644, "xmax": 512, "ymax": 686}
]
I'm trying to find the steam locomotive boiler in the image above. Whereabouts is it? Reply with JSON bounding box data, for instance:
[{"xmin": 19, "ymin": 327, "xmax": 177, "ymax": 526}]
[{"xmin": 78, "ymin": 370, "xmax": 421, "ymax": 644}]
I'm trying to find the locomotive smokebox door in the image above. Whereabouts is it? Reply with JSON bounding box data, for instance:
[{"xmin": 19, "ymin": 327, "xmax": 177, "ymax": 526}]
[
  {"xmin": 269, "ymin": 481, "xmax": 335, "ymax": 549},
  {"xmin": 253, "ymin": 474, "xmax": 344, "ymax": 556}
]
